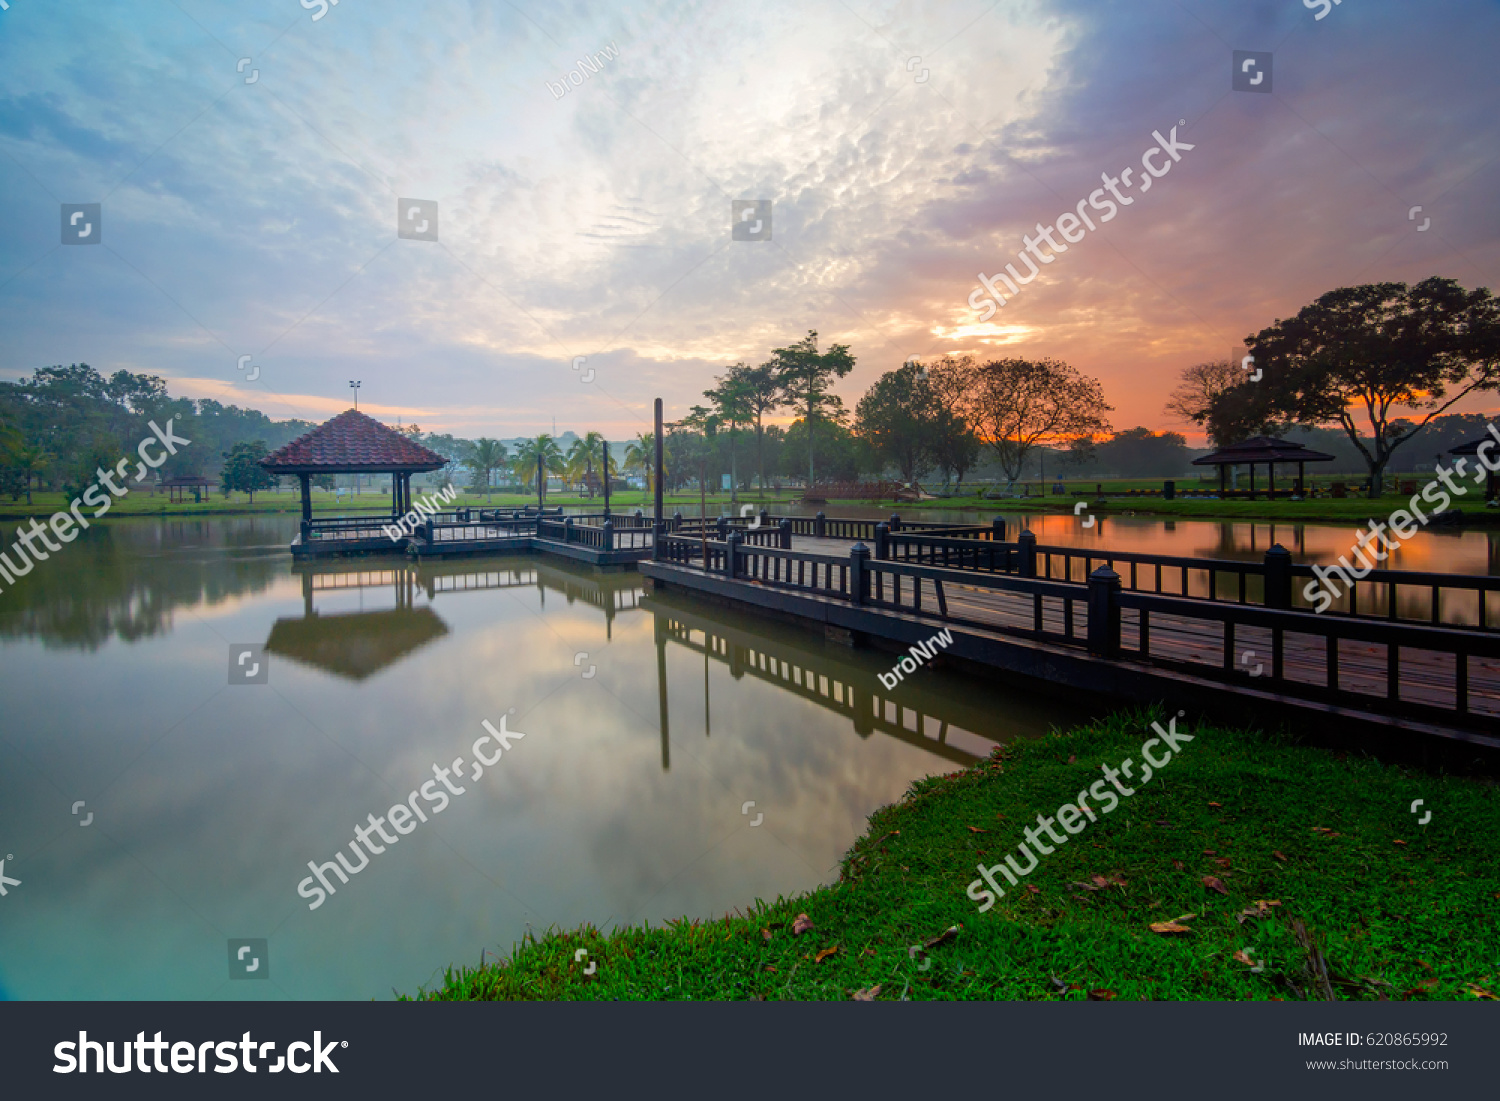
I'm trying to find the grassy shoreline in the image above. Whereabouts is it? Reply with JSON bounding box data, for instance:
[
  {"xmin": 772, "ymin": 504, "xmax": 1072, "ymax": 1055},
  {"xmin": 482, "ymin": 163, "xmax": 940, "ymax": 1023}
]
[
  {"xmin": 403, "ymin": 711, "xmax": 1500, "ymax": 1002},
  {"xmin": 3, "ymin": 488, "xmax": 1496, "ymax": 527}
]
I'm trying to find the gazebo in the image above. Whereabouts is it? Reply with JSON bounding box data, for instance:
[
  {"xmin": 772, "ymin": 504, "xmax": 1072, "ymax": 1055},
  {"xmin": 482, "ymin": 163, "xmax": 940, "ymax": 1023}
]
[
  {"xmin": 259, "ymin": 409, "xmax": 448, "ymax": 529},
  {"xmin": 1191, "ymin": 436, "xmax": 1336, "ymax": 498},
  {"xmin": 159, "ymin": 474, "xmax": 211, "ymax": 503},
  {"xmin": 1449, "ymin": 433, "xmax": 1500, "ymax": 502}
]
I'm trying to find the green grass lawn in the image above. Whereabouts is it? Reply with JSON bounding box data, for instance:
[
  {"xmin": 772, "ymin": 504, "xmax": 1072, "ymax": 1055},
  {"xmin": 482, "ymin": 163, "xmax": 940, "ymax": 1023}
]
[{"xmin": 404, "ymin": 710, "xmax": 1500, "ymax": 1001}]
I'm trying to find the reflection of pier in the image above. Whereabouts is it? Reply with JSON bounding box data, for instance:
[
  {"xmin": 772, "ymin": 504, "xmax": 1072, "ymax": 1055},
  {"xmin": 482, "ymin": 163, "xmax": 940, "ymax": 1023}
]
[
  {"xmin": 273, "ymin": 559, "xmax": 647, "ymax": 679},
  {"xmin": 646, "ymin": 593, "xmax": 1004, "ymax": 771}
]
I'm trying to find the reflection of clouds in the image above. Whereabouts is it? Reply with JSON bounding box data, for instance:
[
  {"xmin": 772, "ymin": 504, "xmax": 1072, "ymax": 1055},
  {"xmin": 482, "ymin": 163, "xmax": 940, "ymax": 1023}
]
[{"xmin": 0, "ymin": 539, "xmax": 1090, "ymax": 997}]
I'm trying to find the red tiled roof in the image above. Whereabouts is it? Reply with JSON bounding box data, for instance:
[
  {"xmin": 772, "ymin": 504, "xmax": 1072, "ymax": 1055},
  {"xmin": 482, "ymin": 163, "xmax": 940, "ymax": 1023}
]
[{"xmin": 259, "ymin": 409, "xmax": 448, "ymax": 472}]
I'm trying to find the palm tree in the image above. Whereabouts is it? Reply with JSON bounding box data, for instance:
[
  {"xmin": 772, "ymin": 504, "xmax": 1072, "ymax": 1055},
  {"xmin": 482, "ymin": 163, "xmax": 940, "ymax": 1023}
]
[
  {"xmin": 468, "ymin": 438, "xmax": 508, "ymax": 502},
  {"xmin": 8, "ymin": 440, "xmax": 50, "ymax": 506},
  {"xmin": 512, "ymin": 434, "xmax": 564, "ymax": 505},
  {"xmin": 565, "ymin": 431, "xmax": 607, "ymax": 497},
  {"xmin": 623, "ymin": 432, "xmax": 661, "ymax": 497}
]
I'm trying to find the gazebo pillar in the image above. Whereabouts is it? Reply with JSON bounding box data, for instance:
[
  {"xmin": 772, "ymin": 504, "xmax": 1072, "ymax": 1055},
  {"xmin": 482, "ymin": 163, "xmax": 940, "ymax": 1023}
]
[
  {"xmin": 1219, "ymin": 465, "xmax": 1226, "ymax": 496},
  {"xmin": 1269, "ymin": 462, "xmax": 1276, "ymax": 498},
  {"xmin": 1249, "ymin": 464, "xmax": 1255, "ymax": 497},
  {"xmin": 298, "ymin": 474, "xmax": 312, "ymax": 522}
]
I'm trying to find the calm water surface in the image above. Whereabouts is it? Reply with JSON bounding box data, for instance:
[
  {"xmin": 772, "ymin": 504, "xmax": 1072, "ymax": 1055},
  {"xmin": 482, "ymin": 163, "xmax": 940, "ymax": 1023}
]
[{"xmin": 0, "ymin": 515, "xmax": 1095, "ymax": 1001}]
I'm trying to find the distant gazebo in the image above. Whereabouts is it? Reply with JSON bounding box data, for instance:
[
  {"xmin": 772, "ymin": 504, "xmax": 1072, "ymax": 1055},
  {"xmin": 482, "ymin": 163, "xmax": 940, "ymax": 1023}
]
[
  {"xmin": 259, "ymin": 409, "xmax": 448, "ymax": 527},
  {"xmin": 1449, "ymin": 435, "xmax": 1499, "ymax": 501},
  {"xmin": 1192, "ymin": 436, "xmax": 1335, "ymax": 498},
  {"xmin": 159, "ymin": 474, "xmax": 210, "ymax": 503}
]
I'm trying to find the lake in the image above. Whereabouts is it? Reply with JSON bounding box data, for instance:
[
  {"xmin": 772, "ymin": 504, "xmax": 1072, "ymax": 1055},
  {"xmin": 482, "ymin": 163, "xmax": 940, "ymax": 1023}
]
[{"xmin": 0, "ymin": 515, "xmax": 1095, "ymax": 1000}]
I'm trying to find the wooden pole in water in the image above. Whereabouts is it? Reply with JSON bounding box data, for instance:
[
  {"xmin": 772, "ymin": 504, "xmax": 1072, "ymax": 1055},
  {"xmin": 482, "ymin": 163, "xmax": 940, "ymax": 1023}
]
[
  {"xmin": 601, "ymin": 437, "xmax": 610, "ymax": 517},
  {"xmin": 700, "ymin": 458, "xmax": 708, "ymax": 567}
]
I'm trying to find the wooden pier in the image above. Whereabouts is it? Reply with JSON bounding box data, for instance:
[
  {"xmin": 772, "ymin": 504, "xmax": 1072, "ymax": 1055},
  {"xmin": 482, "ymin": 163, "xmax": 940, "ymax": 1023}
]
[{"xmin": 640, "ymin": 520, "xmax": 1500, "ymax": 756}]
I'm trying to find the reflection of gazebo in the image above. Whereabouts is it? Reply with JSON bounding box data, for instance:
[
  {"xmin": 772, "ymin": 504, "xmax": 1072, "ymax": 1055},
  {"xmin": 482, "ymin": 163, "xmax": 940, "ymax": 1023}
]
[
  {"xmin": 1192, "ymin": 436, "xmax": 1335, "ymax": 497},
  {"xmin": 1449, "ymin": 435, "xmax": 1499, "ymax": 501},
  {"xmin": 258, "ymin": 409, "xmax": 447, "ymax": 525},
  {"xmin": 266, "ymin": 607, "xmax": 449, "ymax": 680}
]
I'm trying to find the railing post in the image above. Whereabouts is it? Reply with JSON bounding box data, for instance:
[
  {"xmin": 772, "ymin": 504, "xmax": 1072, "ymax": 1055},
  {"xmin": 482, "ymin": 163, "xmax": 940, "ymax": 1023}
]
[
  {"xmin": 424, "ymin": 518, "xmax": 435, "ymax": 545},
  {"xmin": 725, "ymin": 531, "xmax": 742, "ymax": 579},
  {"xmin": 564, "ymin": 516, "xmax": 575, "ymax": 543},
  {"xmin": 850, "ymin": 542, "xmax": 871, "ymax": 605},
  {"xmin": 673, "ymin": 510, "xmax": 683, "ymax": 534},
  {"xmin": 890, "ymin": 513, "xmax": 901, "ymax": 533},
  {"xmin": 779, "ymin": 518, "xmax": 792, "ymax": 549},
  {"xmin": 991, "ymin": 517, "xmax": 1007, "ymax": 542},
  {"xmin": 1018, "ymin": 529, "xmax": 1037, "ymax": 578},
  {"xmin": 1087, "ymin": 566, "xmax": 1121, "ymax": 658},
  {"xmin": 716, "ymin": 516, "xmax": 728, "ymax": 539},
  {"xmin": 300, "ymin": 519, "xmax": 311, "ymax": 543},
  {"xmin": 759, "ymin": 507, "xmax": 769, "ymax": 529},
  {"xmin": 815, "ymin": 510, "xmax": 826, "ymax": 538},
  {"xmin": 602, "ymin": 520, "xmax": 614, "ymax": 551},
  {"xmin": 874, "ymin": 521, "xmax": 889, "ymax": 560},
  {"xmin": 1263, "ymin": 543, "xmax": 1292, "ymax": 609}
]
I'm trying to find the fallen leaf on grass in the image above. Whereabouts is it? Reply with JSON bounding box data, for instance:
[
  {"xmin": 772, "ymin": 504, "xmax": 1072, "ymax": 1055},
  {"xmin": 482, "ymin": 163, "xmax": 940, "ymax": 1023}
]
[
  {"xmin": 1149, "ymin": 921, "xmax": 1194, "ymax": 935},
  {"xmin": 1203, "ymin": 850, "xmax": 1217, "ymax": 856},
  {"xmin": 1235, "ymin": 899, "xmax": 1282, "ymax": 923},
  {"xmin": 1272, "ymin": 851, "xmax": 1288, "ymax": 861},
  {"xmin": 852, "ymin": 985, "xmax": 881, "ymax": 1001},
  {"xmin": 1207, "ymin": 802, "xmax": 1223, "ymax": 808},
  {"xmin": 1466, "ymin": 985, "xmax": 1497, "ymax": 1000},
  {"xmin": 792, "ymin": 914, "xmax": 815, "ymax": 936},
  {"xmin": 1202, "ymin": 876, "xmax": 1229, "ymax": 895},
  {"xmin": 814, "ymin": 946, "xmax": 839, "ymax": 963},
  {"xmin": 761, "ymin": 929, "xmax": 773, "ymax": 944},
  {"xmin": 1172, "ymin": 859, "xmax": 1186, "ymax": 871},
  {"xmin": 1026, "ymin": 884, "xmax": 1041, "ymax": 895},
  {"xmin": 1067, "ymin": 755, "xmax": 1077, "ymax": 764},
  {"xmin": 1233, "ymin": 950, "xmax": 1257, "ymax": 966},
  {"xmin": 966, "ymin": 825, "xmax": 988, "ymax": 833},
  {"xmin": 1393, "ymin": 839, "xmax": 1407, "ymax": 846},
  {"xmin": 1310, "ymin": 827, "xmax": 1341, "ymax": 837},
  {"xmin": 1214, "ymin": 857, "xmax": 1233, "ymax": 869},
  {"xmin": 1087, "ymin": 988, "xmax": 1116, "ymax": 1001},
  {"xmin": 923, "ymin": 925, "xmax": 961, "ymax": 950},
  {"xmin": 763, "ymin": 965, "xmax": 777, "ymax": 973}
]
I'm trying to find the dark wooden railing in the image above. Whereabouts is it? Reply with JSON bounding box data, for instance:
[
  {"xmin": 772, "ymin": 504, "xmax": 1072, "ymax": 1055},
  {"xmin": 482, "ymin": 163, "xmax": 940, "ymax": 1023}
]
[{"xmin": 650, "ymin": 535, "xmax": 1499, "ymax": 732}]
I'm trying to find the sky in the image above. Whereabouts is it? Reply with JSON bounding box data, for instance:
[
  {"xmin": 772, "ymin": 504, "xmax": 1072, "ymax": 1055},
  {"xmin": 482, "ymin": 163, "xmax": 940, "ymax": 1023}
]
[{"xmin": 1, "ymin": 0, "xmax": 1497, "ymax": 445}]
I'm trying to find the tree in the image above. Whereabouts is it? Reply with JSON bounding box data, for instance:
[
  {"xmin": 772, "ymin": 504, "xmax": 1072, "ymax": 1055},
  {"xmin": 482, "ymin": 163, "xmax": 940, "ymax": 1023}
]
[
  {"xmin": 565, "ymin": 432, "xmax": 608, "ymax": 496},
  {"xmin": 624, "ymin": 433, "xmax": 661, "ymax": 495},
  {"xmin": 855, "ymin": 363, "xmax": 940, "ymax": 487},
  {"xmin": 468, "ymin": 438, "xmax": 508, "ymax": 502},
  {"xmin": 703, "ymin": 369, "xmax": 754, "ymax": 503},
  {"xmin": 4, "ymin": 438, "xmax": 48, "ymax": 505},
  {"xmin": 1095, "ymin": 427, "xmax": 1189, "ymax": 479},
  {"xmin": 733, "ymin": 362, "xmax": 781, "ymax": 493},
  {"xmin": 512, "ymin": 434, "xmax": 563, "ymax": 504},
  {"xmin": 769, "ymin": 330, "xmax": 856, "ymax": 486},
  {"xmin": 219, "ymin": 440, "xmax": 277, "ymax": 503},
  {"xmin": 1248, "ymin": 278, "xmax": 1500, "ymax": 497},
  {"xmin": 1163, "ymin": 360, "xmax": 1268, "ymax": 446},
  {"xmin": 942, "ymin": 356, "xmax": 1114, "ymax": 489}
]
